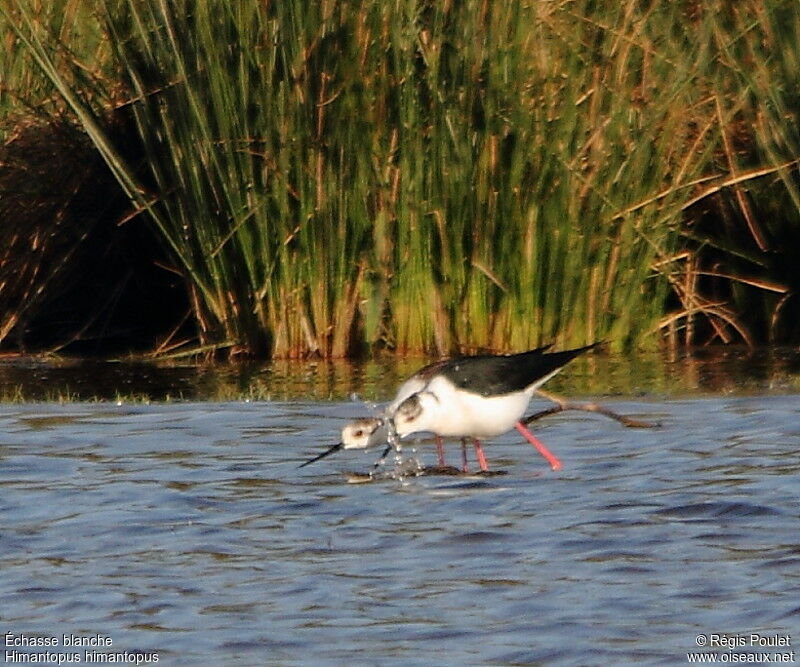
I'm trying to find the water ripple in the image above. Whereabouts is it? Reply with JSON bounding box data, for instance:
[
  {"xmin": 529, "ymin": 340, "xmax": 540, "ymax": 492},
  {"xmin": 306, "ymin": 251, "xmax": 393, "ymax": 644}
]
[{"xmin": 1, "ymin": 396, "xmax": 799, "ymax": 663}]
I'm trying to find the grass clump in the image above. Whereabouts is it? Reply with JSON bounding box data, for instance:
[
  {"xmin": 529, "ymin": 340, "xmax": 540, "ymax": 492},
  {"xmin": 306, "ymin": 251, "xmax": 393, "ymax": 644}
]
[{"xmin": 2, "ymin": 0, "xmax": 799, "ymax": 357}]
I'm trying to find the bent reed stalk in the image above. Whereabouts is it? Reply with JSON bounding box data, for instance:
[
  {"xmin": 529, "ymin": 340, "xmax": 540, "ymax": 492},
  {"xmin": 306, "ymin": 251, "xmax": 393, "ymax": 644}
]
[{"xmin": 4, "ymin": 0, "xmax": 799, "ymax": 357}]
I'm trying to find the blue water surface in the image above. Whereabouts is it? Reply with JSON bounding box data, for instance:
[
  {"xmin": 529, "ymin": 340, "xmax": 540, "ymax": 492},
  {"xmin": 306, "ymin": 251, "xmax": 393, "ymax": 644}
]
[{"xmin": 1, "ymin": 395, "xmax": 799, "ymax": 665}]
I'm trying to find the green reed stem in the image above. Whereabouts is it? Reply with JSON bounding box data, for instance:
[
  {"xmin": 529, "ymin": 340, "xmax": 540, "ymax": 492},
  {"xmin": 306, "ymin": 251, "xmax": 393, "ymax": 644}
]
[{"xmin": 5, "ymin": 0, "xmax": 799, "ymax": 356}]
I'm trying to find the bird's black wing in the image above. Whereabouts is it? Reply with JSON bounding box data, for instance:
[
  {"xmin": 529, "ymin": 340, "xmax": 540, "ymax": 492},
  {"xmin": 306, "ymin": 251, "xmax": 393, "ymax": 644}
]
[{"xmin": 437, "ymin": 343, "xmax": 599, "ymax": 396}]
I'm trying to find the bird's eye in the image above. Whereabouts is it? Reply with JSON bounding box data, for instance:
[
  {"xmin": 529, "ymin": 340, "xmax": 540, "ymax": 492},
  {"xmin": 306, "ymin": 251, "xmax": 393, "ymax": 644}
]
[{"xmin": 354, "ymin": 430, "xmax": 364, "ymax": 437}]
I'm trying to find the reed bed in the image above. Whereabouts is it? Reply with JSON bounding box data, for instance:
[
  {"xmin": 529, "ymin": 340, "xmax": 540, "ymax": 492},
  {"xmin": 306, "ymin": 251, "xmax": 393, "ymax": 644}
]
[{"xmin": 3, "ymin": 0, "xmax": 799, "ymax": 357}]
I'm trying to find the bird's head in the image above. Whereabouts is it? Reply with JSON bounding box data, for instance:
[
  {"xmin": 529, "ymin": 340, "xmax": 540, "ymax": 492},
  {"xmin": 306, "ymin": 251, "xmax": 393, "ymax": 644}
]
[
  {"xmin": 340, "ymin": 417, "xmax": 388, "ymax": 449},
  {"xmin": 391, "ymin": 391, "xmax": 439, "ymax": 437},
  {"xmin": 298, "ymin": 417, "xmax": 388, "ymax": 468}
]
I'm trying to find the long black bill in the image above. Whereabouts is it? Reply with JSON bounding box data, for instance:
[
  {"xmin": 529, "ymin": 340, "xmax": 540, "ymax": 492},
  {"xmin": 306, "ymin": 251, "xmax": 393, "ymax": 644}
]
[{"xmin": 298, "ymin": 442, "xmax": 343, "ymax": 468}]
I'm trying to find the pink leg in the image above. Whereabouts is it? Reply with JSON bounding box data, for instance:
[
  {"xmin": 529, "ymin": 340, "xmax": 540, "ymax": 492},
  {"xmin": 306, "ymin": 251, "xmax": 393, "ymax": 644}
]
[
  {"xmin": 515, "ymin": 422, "xmax": 562, "ymax": 471},
  {"xmin": 460, "ymin": 439, "xmax": 470, "ymax": 473},
  {"xmin": 472, "ymin": 439, "xmax": 489, "ymax": 472},
  {"xmin": 436, "ymin": 435, "xmax": 446, "ymax": 466}
]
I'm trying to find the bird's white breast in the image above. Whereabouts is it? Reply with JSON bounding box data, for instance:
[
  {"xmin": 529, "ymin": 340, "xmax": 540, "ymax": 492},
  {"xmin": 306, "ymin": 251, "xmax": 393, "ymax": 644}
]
[{"xmin": 420, "ymin": 376, "xmax": 532, "ymax": 439}]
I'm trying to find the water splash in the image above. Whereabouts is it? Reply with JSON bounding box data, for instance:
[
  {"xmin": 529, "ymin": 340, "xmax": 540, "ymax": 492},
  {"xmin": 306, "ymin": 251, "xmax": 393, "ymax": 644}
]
[{"xmin": 369, "ymin": 417, "xmax": 422, "ymax": 481}]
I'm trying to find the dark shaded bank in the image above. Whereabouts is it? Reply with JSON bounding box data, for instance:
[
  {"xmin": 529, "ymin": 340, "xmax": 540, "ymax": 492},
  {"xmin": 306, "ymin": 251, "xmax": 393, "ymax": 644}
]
[{"xmin": 0, "ymin": 114, "xmax": 191, "ymax": 355}]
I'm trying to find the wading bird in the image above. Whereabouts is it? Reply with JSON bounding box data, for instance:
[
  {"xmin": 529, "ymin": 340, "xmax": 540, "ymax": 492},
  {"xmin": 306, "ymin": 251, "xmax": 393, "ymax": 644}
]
[{"xmin": 299, "ymin": 344, "xmax": 598, "ymax": 472}]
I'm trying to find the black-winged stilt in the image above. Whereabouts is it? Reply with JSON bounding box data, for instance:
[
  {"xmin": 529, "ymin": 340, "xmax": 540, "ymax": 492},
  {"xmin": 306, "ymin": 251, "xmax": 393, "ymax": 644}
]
[{"xmin": 299, "ymin": 344, "xmax": 598, "ymax": 471}]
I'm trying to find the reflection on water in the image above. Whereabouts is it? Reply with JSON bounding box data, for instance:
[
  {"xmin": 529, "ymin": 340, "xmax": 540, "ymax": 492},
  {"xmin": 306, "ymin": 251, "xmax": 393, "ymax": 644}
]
[
  {"xmin": 1, "ymin": 351, "xmax": 799, "ymax": 663},
  {"xmin": 1, "ymin": 346, "xmax": 800, "ymax": 401}
]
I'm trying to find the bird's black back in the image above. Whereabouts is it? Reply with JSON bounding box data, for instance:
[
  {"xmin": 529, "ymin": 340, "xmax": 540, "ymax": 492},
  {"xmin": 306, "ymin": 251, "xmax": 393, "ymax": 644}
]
[{"xmin": 433, "ymin": 343, "xmax": 598, "ymax": 397}]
